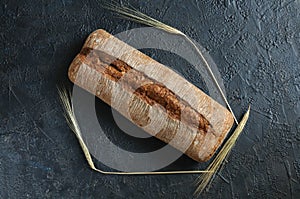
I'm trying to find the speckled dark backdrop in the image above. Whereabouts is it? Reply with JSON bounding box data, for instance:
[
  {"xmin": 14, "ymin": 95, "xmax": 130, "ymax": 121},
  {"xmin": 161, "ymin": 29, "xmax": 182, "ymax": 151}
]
[{"xmin": 1, "ymin": 0, "xmax": 299, "ymax": 198}]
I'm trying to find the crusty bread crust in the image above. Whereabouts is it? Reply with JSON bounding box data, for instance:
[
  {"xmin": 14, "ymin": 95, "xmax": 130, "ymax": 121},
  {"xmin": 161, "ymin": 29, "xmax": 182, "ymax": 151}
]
[{"xmin": 68, "ymin": 29, "xmax": 234, "ymax": 162}]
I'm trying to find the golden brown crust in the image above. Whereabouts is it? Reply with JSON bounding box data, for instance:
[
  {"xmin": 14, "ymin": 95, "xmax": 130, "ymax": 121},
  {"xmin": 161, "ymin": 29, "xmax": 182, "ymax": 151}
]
[
  {"xmin": 68, "ymin": 29, "xmax": 234, "ymax": 162},
  {"xmin": 78, "ymin": 48, "xmax": 211, "ymax": 135}
]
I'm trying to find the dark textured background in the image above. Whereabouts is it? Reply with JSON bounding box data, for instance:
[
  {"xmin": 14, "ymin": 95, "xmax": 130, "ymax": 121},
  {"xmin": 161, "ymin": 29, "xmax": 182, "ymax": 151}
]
[{"xmin": 1, "ymin": 0, "xmax": 300, "ymax": 198}]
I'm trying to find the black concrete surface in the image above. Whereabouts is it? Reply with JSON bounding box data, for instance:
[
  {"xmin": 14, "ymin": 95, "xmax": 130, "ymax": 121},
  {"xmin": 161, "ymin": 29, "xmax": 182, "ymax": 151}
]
[{"xmin": 1, "ymin": 0, "xmax": 299, "ymax": 198}]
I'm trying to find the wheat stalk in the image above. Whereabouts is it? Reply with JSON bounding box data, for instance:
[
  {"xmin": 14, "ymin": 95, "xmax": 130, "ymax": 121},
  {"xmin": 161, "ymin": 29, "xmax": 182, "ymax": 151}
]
[
  {"xmin": 101, "ymin": 3, "xmax": 251, "ymax": 195},
  {"xmin": 102, "ymin": 2, "xmax": 239, "ymax": 125},
  {"xmin": 58, "ymin": 86, "xmax": 211, "ymax": 175},
  {"xmin": 194, "ymin": 106, "xmax": 250, "ymax": 195},
  {"xmin": 59, "ymin": 2, "xmax": 250, "ymax": 194}
]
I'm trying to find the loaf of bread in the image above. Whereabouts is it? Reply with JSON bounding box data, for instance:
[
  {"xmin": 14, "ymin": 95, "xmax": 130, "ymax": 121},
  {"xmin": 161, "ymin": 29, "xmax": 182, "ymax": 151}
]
[{"xmin": 68, "ymin": 29, "xmax": 234, "ymax": 162}]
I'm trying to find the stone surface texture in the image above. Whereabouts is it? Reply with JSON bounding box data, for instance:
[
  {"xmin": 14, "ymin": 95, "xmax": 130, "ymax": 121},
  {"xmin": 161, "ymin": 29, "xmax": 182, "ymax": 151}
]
[{"xmin": 1, "ymin": 0, "xmax": 299, "ymax": 198}]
